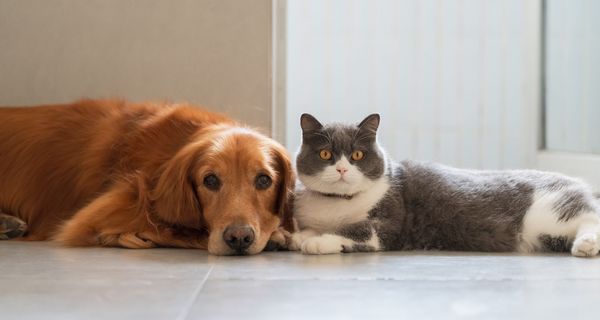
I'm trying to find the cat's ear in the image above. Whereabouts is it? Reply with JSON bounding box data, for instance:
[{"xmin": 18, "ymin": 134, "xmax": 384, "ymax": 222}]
[
  {"xmin": 300, "ymin": 113, "xmax": 323, "ymax": 132},
  {"xmin": 358, "ymin": 114, "xmax": 380, "ymax": 135}
]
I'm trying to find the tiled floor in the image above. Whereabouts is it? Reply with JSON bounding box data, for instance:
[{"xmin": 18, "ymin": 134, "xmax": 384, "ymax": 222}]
[{"xmin": 1, "ymin": 242, "xmax": 599, "ymax": 320}]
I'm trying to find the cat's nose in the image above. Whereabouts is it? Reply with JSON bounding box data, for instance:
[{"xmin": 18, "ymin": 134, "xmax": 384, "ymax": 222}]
[{"xmin": 336, "ymin": 167, "xmax": 348, "ymax": 175}]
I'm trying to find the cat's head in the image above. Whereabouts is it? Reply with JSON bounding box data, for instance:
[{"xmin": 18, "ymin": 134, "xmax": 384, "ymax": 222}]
[{"xmin": 296, "ymin": 113, "xmax": 386, "ymax": 196}]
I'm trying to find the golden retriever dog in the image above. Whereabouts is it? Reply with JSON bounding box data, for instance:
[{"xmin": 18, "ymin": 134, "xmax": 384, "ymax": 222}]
[{"xmin": 0, "ymin": 99, "xmax": 294, "ymax": 255}]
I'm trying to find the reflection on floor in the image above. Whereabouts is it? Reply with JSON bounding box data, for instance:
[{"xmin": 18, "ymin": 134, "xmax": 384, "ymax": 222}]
[{"xmin": 1, "ymin": 242, "xmax": 599, "ymax": 320}]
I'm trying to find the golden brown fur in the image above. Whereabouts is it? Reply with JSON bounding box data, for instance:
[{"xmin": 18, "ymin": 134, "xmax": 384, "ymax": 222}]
[{"xmin": 0, "ymin": 99, "xmax": 294, "ymax": 255}]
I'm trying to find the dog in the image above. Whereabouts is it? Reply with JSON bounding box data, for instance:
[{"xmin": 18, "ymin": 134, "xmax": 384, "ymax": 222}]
[{"xmin": 0, "ymin": 99, "xmax": 294, "ymax": 255}]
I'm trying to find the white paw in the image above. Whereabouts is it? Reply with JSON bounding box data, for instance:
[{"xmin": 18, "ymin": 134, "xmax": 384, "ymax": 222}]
[
  {"xmin": 300, "ymin": 234, "xmax": 344, "ymax": 255},
  {"xmin": 571, "ymin": 233, "xmax": 600, "ymax": 257}
]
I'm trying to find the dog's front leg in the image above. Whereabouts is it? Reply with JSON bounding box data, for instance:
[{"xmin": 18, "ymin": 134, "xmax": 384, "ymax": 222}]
[
  {"xmin": 53, "ymin": 182, "xmax": 156, "ymax": 248},
  {"xmin": 136, "ymin": 226, "xmax": 207, "ymax": 249}
]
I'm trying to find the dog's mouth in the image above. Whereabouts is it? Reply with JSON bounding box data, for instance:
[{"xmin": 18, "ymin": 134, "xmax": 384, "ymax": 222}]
[
  {"xmin": 213, "ymin": 244, "xmax": 256, "ymax": 256},
  {"xmin": 230, "ymin": 249, "xmax": 250, "ymax": 256}
]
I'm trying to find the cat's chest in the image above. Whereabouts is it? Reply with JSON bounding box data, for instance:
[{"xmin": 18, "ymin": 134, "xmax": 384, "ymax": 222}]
[{"xmin": 294, "ymin": 178, "xmax": 390, "ymax": 232}]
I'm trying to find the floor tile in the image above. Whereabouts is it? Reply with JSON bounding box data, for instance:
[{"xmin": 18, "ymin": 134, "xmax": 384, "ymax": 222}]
[
  {"xmin": 188, "ymin": 279, "xmax": 600, "ymax": 320},
  {"xmin": 3, "ymin": 242, "xmax": 600, "ymax": 320},
  {"xmin": 2, "ymin": 278, "xmax": 206, "ymax": 320},
  {"xmin": 209, "ymin": 251, "xmax": 600, "ymax": 281},
  {"xmin": 0, "ymin": 242, "xmax": 213, "ymax": 320},
  {"xmin": 0, "ymin": 242, "xmax": 213, "ymax": 280}
]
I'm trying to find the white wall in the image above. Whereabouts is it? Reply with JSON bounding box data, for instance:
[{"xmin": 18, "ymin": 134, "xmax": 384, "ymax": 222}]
[
  {"xmin": 545, "ymin": 0, "xmax": 600, "ymax": 154},
  {"xmin": 0, "ymin": 0, "xmax": 274, "ymax": 129},
  {"xmin": 285, "ymin": 0, "xmax": 541, "ymax": 169}
]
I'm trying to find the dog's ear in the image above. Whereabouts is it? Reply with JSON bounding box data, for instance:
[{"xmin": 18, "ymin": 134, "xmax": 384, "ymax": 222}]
[
  {"xmin": 270, "ymin": 142, "xmax": 296, "ymax": 232},
  {"xmin": 151, "ymin": 145, "xmax": 203, "ymax": 228}
]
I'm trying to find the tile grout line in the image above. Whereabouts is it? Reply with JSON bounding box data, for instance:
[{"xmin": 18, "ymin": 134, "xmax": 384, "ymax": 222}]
[{"xmin": 176, "ymin": 265, "xmax": 214, "ymax": 320}]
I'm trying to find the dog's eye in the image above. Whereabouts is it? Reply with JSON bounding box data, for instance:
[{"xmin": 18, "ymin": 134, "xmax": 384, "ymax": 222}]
[
  {"xmin": 203, "ymin": 174, "xmax": 221, "ymax": 190},
  {"xmin": 255, "ymin": 174, "xmax": 272, "ymax": 190}
]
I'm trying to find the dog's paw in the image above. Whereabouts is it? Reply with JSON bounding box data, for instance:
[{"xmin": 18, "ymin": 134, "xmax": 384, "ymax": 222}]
[
  {"xmin": 118, "ymin": 233, "xmax": 156, "ymax": 249},
  {"xmin": 300, "ymin": 234, "xmax": 344, "ymax": 255},
  {"xmin": 571, "ymin": 233, "xmax": 600, "ymax": 257},
  {"xmin": 0, "ymin": 213, "xmax": 27, "ymax": 240},
  {"xmin": 264, "ymin": 227, "xmax": 291, "ymax": 251}
]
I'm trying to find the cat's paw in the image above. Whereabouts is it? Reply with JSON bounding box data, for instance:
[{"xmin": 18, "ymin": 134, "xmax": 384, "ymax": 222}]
[
  {"xmin": 301, "ymin": 234, "xmax": 344, "ymax": 255},
  {"xmin": 289, "ymin": 229, "xmax": 319, "ymax": 251},
  {"xmin": 571, "ymin": 233, "xmax": 600, "ymax": 257}
]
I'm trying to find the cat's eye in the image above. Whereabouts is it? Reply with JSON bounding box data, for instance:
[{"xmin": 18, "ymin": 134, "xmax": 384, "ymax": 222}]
[
  {"xmin": 203, "ymin": 174, "xmax": 221, "ymax": 191},
  {"xmin": 255, "ymin": 174, "xmax": 272, "ymax": 190},
  {"xmin": 319, "ymin": 149, "xmax": 332, "ymax": 160},
  {"xmin": 352, "ymin": 150, "xmax": 365, "ymax": 161}
]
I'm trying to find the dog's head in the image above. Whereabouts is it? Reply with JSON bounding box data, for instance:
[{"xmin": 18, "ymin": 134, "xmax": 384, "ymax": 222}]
[{"xmin": 152, "ymin": 125, "xmax": 294, "ymax": 255}]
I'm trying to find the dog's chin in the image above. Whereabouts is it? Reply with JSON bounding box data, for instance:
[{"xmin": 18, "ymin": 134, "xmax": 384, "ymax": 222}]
[
  {"xmin": 207, "ymin": 240, "xmax": 267, "ymax": 256},
  {"xmin": 208, "ymin": 246, "xmax": 264, "ymax": 256}
]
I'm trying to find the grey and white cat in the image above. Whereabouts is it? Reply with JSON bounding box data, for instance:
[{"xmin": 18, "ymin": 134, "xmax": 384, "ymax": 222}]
[{"xmin": 290, "ymin": 113, "xmax": 600, "ymax": 257}]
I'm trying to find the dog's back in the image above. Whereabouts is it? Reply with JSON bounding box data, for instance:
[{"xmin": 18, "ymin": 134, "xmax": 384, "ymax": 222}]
[{"xmin": 0, "ymin": 99, "xmax": 231, "ymax": 239}]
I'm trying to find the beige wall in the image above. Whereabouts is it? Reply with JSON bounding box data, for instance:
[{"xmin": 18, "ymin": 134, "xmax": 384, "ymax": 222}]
[{"xmin": 0, "ymin": 0, "xmax": 274, "ymax": 130}]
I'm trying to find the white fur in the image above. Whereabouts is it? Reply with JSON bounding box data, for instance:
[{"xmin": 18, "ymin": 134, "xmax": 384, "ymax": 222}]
[
  {"xmin": 288, "ymin": 229, "xmax": 318, "ymax": 251},
  {"xmin": 301, "ymin": 234, "xmax": 351, "ymax": 254},
  {"xmin": 518, "ymin": 190, "xmax": 600, "ymax": 257},
  {"xmin": 572, "ymin": 233, "xmax": 600, "ymax": 257},
  {"xmin": 292, "ymin": 228, "xmax": 381, "ymax": 255},
  {"xmin": 293, "ymin": 152, "xmax": 389, "ymax": 254},
  {"xmin": 294, "ymin": 175, "xmax": 390, "ymax": 233}
]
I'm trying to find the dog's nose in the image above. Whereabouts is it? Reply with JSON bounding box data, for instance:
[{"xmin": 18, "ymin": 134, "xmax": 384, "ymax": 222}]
[{"xmin": 223, "ymin": 225, "xmax": 255, "ymax": 252}]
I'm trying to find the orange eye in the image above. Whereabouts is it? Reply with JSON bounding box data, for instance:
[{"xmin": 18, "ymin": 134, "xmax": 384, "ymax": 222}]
[
  {"xmin": 351, "ymin": 150, "xmax": 364, "ymax": 161},
  {"xmin": 319, "ymin": 149, "xmax": 332, "ymax": 160}
]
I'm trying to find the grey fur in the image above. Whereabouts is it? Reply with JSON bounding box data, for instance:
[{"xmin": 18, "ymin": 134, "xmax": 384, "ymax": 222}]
[
  {"xmin": 538, "ymin": 234, "xmax": 571, "ymax": 252},
  {"xmin": 344, "ymin": 243, "xmax": 376, "ymax": 253},
  {"xmin": 337, "ymin": 220, "xmax": 373, "ymax": 242},
  {"xmin": 553, "ymin": 188, "xmax": 595, "ymax": 221},
  {"xmin": 372, "ymin": 161, "xmax": 542, "ymax": 251},
  {"xmin": 295, "ymin": 114, "xmax": 600, "ymax": 253}
]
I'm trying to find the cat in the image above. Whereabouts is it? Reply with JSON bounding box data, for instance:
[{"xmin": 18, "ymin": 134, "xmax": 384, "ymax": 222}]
[{"xmin": 289, "ymin": 113, "xmax": 600, "ymax": 257}]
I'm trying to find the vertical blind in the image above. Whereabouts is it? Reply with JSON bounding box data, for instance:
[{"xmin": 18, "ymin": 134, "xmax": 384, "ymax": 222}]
[{"xmin": 286, "ymin": 0, "xmax": 540, "ymax": 169}]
